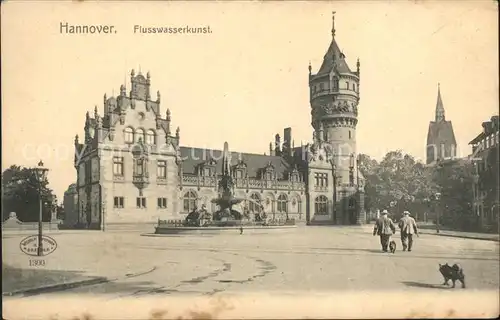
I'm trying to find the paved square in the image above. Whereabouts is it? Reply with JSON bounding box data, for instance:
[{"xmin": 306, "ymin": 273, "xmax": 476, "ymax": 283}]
[{"xmin": 3, "ymin": 226, "xmax": 499, "ymax": 318}]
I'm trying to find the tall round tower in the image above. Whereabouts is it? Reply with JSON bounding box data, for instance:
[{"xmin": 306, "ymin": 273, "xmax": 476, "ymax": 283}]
[{"xmin": 309, "ymin": 12, "xmax": 360, "ymax": 167}]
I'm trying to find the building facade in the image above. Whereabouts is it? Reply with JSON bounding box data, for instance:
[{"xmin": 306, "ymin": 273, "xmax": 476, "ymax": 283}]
[
  {"xmin": 469, "ymin": 115, "xmax": 499, "ymax": 232},
  {"xmin": 62, "ymin": 183, "xmax": 78, "ymax": 227},
  {"xmin": 70, "ymin": 13, "xmax": 366, "ymax": 230},
  {"xmin": 426, "ymin": 84, "xmax": 457, "ymax": 165}
]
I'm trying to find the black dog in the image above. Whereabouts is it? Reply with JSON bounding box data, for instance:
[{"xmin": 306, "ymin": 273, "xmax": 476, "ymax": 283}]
[
  {"xmin": 439, "ymin": 263, "xmax": 466, "ymax": 288},
  {"xmin": 389, "ymin": 240, "xmax": 397, "ymax": 254}
]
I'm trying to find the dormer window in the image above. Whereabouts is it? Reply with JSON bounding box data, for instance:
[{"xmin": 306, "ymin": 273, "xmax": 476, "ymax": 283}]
[
  {"xmin": 124, "ymin": 127, "xmax": 134, "ymax": 143},
  {"xmin": 135, "ymin": 128, "xmax": 145, "ymax": 143},
  {"xmin": 146, "ymin": 129, "xmax": 156, "ymax": 144}
]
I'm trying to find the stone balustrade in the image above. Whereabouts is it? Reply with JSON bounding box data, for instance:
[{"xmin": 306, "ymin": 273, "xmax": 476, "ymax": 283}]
[{"xmin": 181, "ymin": 174, "xmax": 305, "ymax": 192}]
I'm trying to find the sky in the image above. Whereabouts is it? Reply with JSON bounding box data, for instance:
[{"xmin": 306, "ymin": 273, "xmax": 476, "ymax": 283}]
[{"xmin": 2, "ymin": 1, "xmax": 498, "ymax": 201}]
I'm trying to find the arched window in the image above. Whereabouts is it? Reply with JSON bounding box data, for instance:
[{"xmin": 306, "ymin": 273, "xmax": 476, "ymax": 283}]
[
  {"xmin": 183, "ymin": 191, "xmax": 197, "ymax": 212},
  {"xmin": 146, "ymin": 129, "xmax": 156, "ymax": 145},
  {"xmin": 136, "ymin": 128, "xmax": 145, "ymax": 143},
  {"xmin": 315, "ymin": 195, "xmax": 328, "ymax": 215},
  {"xmin": 277, "ymin": 194, "xmax": 288, "ymax": 213},
  {"xmin": 124, "ymin": 127, "xmax": 134, "ymax": 143},
  {"xmin": 249, "ymin": 193, "xmax": 261, "ymax": 213}
]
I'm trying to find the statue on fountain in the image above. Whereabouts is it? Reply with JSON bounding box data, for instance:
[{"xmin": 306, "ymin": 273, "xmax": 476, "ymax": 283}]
[
  {"xmin": 210, "ymin": 142, "xmax": 245, "ymax": 224},
  {"xmin": 185, "ymin": 204, "xmax": 211, "ymax": 226}
]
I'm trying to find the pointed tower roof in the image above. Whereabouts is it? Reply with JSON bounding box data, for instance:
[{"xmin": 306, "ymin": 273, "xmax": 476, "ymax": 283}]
[
  {"xmin": 426, "ymin": 83, "xmax": 456, "ymax": 148},
  {"xmin": 317, "ymin": 12, "xmax": 353, "ymax": 75},
  {"xmin": 435, "ymin": 83, "xmax": 445, "ymax": 122}
]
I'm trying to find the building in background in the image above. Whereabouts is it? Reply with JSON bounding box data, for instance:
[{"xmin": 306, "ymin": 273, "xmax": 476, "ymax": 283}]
[
  {"xmin": 426, "ymin": 84, "xmax": 457, "ymax": 165},
  {"xmin": 69, "ymin": 13, "xmax": 366, "ymax": 230},
  {"xmin": 469, "ymin": 115, "xmax": 499, "ymax": 232},
  {"xmin": 62, "ymin": 183, "xmax": 78, "ymax": 228}
]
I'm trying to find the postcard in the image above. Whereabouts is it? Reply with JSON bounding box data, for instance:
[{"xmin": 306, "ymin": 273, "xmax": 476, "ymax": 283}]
[{"xmin": 2, "ymin": 1, "xmax": 499, "ymax": 319}]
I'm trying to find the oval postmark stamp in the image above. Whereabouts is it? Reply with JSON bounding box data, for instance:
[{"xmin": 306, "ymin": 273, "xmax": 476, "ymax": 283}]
[{"xmin": 19, "ymin": 235, "xmax": 58, "ymax": 256}]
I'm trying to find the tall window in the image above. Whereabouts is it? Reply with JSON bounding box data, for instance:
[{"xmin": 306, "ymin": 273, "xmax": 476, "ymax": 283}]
[
  {"xmin": 353, "ymin": 83, "xmax": 356, "ymax": 92},
  {"xmin": 277, "ymin": 194, "xmax": 288, "ymax": 213},
  {"xmin": 157, "ymin": 198, "xmax": 167, "ymax": 209},
  {"xmin": 183, "ymin": 191, "xmax": 197, "ymax": 212},
  {"xmin": 334, "ymin": 79, "xmax": 339, "ymax": 90},
  {"xmin": 146, "ymin": 129, "xmax": 156, "ymax": 144},
  {"xmin": 136, "ymin": 197, "xmax": 146, "ymax": 208},
  {"xmin": 346, "ymin": 82, "xmax": 350, "ymax": 90},
  {"xmin": 113, "ymin": 157, "xmax": 124, "ymax": 176},
  {"xmin": 124, "ymin": 127, "xmax": 134, "ymax": 143},
  {"xmin": 136, "ymin": 128, "xmax": 145, "ymax": 143},
  {"xmin": 157, "ymin": 160, "xmax": 167, "ymax": 178},
  {"xmin": 249, "ymin": 193, "xmax": 261, "ymax": 213},
  {"xmin": 113, "ymin": 197, "xmax": 124, "ymax": 208},
  {"xmin": 135, "ymin": 158, "xmax": 144, "ymax": 175},
  {"xmin": 314, "ymin": 173, "xmax": 328, "ymax": 187},
  {"xmin": 315, "ymin": 195, "xmax": 328, "ymax": 215}
]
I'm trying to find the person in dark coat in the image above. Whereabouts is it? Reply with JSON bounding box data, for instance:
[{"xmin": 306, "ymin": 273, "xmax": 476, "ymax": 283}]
[{"xmin": 373, "ymin": 209, "xmax": 396, "ymax": 252}]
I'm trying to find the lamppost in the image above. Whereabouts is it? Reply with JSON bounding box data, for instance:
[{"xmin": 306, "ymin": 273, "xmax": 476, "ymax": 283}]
[
  {"xmin": 329, "ymin": 157, "xmax": 337, "ymax": 224},
  {"xmin": 471, "ymin": 161, "xmax": 481, "ymax": 229},
  {"xmin": 33, "ymin": 160, "xmax": 49, "ymax": 256},
  {"xmin": 434, "ymin": 192, "xmax": 441, "ymax": 233}
]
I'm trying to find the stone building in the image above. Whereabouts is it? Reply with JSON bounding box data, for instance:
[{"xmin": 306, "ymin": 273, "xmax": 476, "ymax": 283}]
[
  {"xmin": 426, "ymin": 84, "xmax": 457, "ymax": 165},
  {"xmin": 469, "ymin": 115, "xmax": 499, "ymax": 232},
  {"xmin": 62, "ymin": 183, "xmax": 78, "ymax": 227},
  {"xmin": 70, "ymin": 13, "xmax": 366, "ymax": 230}
]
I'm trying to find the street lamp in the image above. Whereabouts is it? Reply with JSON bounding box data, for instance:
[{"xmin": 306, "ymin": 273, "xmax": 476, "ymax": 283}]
[
  {"xmin": 33, "ymin": 160, "xmax": 49, "ymax": 256},
  {"xmin": 434, "ymin": 192, "xmax": 441, "ymax": 233}
]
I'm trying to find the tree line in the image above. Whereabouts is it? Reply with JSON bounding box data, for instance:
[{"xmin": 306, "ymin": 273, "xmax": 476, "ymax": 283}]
[{"xmin": 358, "ymin": 150, "xmax": 496, "ymax": 231}]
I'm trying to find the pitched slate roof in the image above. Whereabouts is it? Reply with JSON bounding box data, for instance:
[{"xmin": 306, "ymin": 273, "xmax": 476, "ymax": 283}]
[
  {"xmin": 427, "ymin": 84, "xmax": 456, "ymax": 146},
  {"xmin": 426, "ymin": 121, "xmax": 457, "ymax": 146},
  {"xmin": 317, "ymin": 39, "xmax": 353, "ymax": 75},
  {"xmin": 179, "ymin": 146, "xmax": 291, "ymax": 179}
]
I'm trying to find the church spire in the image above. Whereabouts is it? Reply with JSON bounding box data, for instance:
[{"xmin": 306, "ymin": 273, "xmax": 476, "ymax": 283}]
[
  {"xmin": 435, "ymin": 83, "xmax": 445, "ymax": 122},
  {"xmin": 331, "ymin": 11, "xmax": 336, "ymax": 38}
]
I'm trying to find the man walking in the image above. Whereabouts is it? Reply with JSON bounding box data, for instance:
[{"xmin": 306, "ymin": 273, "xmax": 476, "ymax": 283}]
[
  {"xmin": 373, "ymin": 209, "xmax": 396, "ymax": 252},
  {"xmin": 398, "ymin": 210, "xmax": 419, "ymax": 251}
]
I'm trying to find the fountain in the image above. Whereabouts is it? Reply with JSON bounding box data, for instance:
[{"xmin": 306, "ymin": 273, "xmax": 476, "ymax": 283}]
[{"xmin": 153, "ymin": 142, "xmax": 296, "ymax": 235}]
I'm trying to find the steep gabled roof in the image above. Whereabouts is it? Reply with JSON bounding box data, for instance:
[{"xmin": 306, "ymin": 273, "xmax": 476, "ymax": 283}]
[{"xmin": 179, "ymin": 146, "xmax": 291, "ymax": 179}]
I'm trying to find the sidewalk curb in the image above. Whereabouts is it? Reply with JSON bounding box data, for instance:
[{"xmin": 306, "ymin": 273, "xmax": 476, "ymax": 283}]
[
  {"xmin": 2, "ymin": 266, "xmax": 157, "ymax": 297},
  {"xmin": 419, "ymin": 232, "xmax": 499, "ymax": 242},
  {"xmin": 2, "ymin": 276, "xmax": 109, "ymax": 297}
]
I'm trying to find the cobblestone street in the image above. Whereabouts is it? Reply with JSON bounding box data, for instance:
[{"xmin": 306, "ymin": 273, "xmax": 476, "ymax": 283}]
[{"xmin": 3, "ymin": 226, "xmax": 499, "ymax": 318}]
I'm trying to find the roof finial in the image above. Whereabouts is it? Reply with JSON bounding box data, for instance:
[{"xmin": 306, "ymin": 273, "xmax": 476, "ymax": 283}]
[
  {"xmin": 308, "ymin": 61, "xmax": 312, "ymax": 75},
  {"xmin": 331, "ymin": 11, "xmax": 336, "ymax": 38}
]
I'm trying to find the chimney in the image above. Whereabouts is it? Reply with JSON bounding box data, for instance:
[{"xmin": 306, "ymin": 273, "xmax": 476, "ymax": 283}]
[
  {"xmin": 275, "ymin": 134, "xmax": 281, "ymax": 156},
  {"xmin": 283, "ymin": 127, "xmax": 292, "ymax": 157},
  {"xmin": 269, "ymin": 142, "xmax": 275, "ymax": 156}
]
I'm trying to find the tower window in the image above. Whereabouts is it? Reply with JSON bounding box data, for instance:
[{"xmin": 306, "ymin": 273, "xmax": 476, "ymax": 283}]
[
  {"xmin": 319, "ymin": 83, "xmax": 324, "ymax": 90},
  {"xmin": 346, "ymin": 82, "xmax": 350, "ymax": 90},
  {"xmin": 353, "ymin": 84, "xmax": 356, "ymax": 92},
  {"xmin": 349, "ymin": 131, "xmax": 351, "ymax": 139}
]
